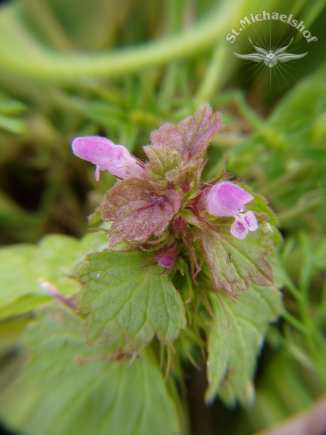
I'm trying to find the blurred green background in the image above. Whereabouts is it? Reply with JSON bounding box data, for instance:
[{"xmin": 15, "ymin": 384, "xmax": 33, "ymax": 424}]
[{"xmin": 0, "ymin": 0, "xmax": 326, "ymax": 434}]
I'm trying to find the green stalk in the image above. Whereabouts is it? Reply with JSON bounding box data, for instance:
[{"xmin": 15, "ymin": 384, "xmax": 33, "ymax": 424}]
[{"xmin": 0, "ymin": 0, "xmax": 256, "ymax": 83}]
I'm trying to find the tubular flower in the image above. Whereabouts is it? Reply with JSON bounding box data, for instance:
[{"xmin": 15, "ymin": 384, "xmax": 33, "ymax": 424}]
[
  {"xmin": 71, "ymin": 136, "xmax": 146, "ymax": 181},
  {"xmin": 206, "ymin": 182, "xmax": 258, "ymax": 240}
]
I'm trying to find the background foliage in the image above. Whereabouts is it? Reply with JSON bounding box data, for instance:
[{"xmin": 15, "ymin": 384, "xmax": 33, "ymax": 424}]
[{"xmin": 0, "ymin": 0, "xmax": 325, "ymax": 434}]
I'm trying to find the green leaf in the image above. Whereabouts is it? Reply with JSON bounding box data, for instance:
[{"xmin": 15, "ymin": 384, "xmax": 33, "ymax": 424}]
[
  {"xmin": 173, "ymin": 258, "xmax": 194, "ymax": 305},
  {"xmin": 78, "ymin": 250, "xmax": 186, "ymax": 350},
  {"xmin": 0, "ymin": 98, "xmax": 27, "ymax": 115},
  {"xmin": 0, "ymin": 304, "xmax": 182, "ymax": 435},
  {"xmin": 0, "ymin": 114, "xmax": 26, "ymax": 133},
  {"xmin": 0, "ymin": 233, "xmax": 109, "ymax": 320},
  {"xmin": 206, "ymin": 284, "xmax": 283, "ymax": 405},
  {"xmin": 0, "ymin": 317, "xmax": 30, "ymax": 355},
  {"xmin": 88, "ymin": 205, "xmax": 103, "ymax": 226},
  {"xmin": 201, "ymin": 219, "xmax": 274, "ymax": 293}
]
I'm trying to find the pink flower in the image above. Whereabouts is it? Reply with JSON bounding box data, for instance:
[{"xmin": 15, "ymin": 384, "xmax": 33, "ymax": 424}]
[
  {"xmin": 206, "ymin": 182, "xmax": 258, "ymax": 240},
  {"xmin": 71, "ymin": 136, "xmax": 146, "ymax": 181}
]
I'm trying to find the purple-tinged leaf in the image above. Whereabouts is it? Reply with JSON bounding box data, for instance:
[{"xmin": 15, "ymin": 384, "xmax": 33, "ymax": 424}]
[
  {"xmin": 201, "ymin": 218, "xmax": 274, "ymax": 293},
  {"xmin": 178, "ymin": 104, "xmax": 223, "ymax": 159},
  {"xmin": 102, "ymin": 179, "xmax": 181, "ymax": 247},
  {"xmin": 151, "ymin": 123, "xmax": 185, "ymax": 157},
  {"xmin": 144, "ymin": 105, "xmax": 223, "ymax": 185}
]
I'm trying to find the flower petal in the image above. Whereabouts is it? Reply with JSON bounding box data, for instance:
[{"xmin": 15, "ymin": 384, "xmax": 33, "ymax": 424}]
[
  {"xmin": 243, "ymin": 211, "xmax": 258, "ymax": 232},
  {"xmin": 207, "ymin": 182, "xmax": 254, "ymax": 214},
  {"xmin": 71, "ymin": 136, "xmax": 146, "ymax": 180},
  {"xmin": 72, "ymin": 136, "xmax": 115, "ymax": 166},
  {"xmin": 110, "ymin": 144, "xmax": 146, "ymax": 180},
  {"xmin": 206, "ymin": 201, "xmax": 235, "ymax": 217},
  {"xmin": 231, "ymin": 216, "xmax": 249, "ymax": 240}
]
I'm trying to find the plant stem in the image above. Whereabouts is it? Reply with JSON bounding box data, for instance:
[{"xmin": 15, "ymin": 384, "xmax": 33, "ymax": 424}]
[{"xmin": 0, "ymin": 0, "xmax": 251, "ymax": 83}]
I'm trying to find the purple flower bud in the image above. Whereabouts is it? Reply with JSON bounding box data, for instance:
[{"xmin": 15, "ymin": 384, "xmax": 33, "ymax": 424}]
[
  {"xmin": 158, "ymin": 255, "xmax": 173, "ymax": 269},
  {"xmin": 207, "ymin": 182, "xmax": 258, "ymax": 240},
  {"xmin": 71, "ymin": 136, "xmax": 146, "ymax": 181}
]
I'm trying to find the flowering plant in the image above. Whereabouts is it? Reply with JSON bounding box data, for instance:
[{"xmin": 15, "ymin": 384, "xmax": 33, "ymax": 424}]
[
  {"xmin": 0, "ymin": 106, "xmax": 282, "ymax": 435},
  {"xmin": 0, "ymin": 0, "xmax": 324, "ymax": 432},
  {"xmin": 72, "ymin": 105, "xmax": 274, "ymax": 290}
]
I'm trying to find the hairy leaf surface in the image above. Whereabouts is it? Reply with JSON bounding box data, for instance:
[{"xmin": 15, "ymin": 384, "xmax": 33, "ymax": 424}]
[
  {"xmin": 78, "ymin": 250, "xmax": 186, "ymax": 349},
  {"xmin": 178, "ymin": 104, "xmax": 223, "ymax": 159},
  {"xmin": 201, "ymin": 219, "xmax": 274, "ymax": 293},
  {"xmin": 102, "ymin": 178, "xmax": 180, "ymax": 247},
  {"xmin": 144, "ymin": 143, "xmax": 183, "ymax": 183},
  {"xmin": 206, "ymin": 284, "xmax": 282, "ymax": 405},
  {"xmin": 0, "ymin": 304, "xmax": 182, "ymax": 435},
  {"xmin": 144, "ymin": 105, "xmax": 222, "ymax": 184}
]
